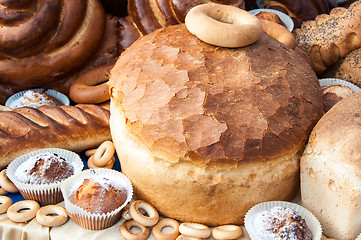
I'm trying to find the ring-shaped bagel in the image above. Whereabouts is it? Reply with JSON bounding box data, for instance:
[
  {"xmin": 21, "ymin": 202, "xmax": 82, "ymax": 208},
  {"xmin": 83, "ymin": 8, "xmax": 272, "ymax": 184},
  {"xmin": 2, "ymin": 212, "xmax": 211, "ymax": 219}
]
[
  {"xmin": 120, "ymin": 219, "xmax": 150, "ymax": 240},
  {"xmin": 129, "ymin": 200, "xmax": 159, "ymax": 227},
  {"xmin": 179, "ymin": 223, "xmax": 211, "ymax": 239},
  {"xmin": 0, "ymin": 169, "xmax": 18, "ymax": 193},
  {"xmin": 152, "ymin": 218, "xmax": 180, "ymax": 240},
  {"xmin": 185, "ymin": 3, "xmax": 263, "ymax": 48},
  {"xmin": 260, "ymin": 20, "xmax": 296, "ymax": 49},
  {"xmin": 93, "ymin": 141, "xmax": 115, "ymax": 167},
  {"xmin": 84, "ymin": 148, "xmax": 97, "ymax": 157},
  {"xmin": 0, "ymin": 187, "xmax": 8, "ymax": 195},
  {"xmin": 36, "ymin": 205, "xmax": 69, "ymax": 227},
  {"xmin": 87, "ymin": 154, "xmax": 115, "ymax": 169},
  {"xmin": 121, "ymin": 207, "xmax": 133, "ymax": 220},
  {"xmin": 69, "ymin": 64, "xmax": 113, "ymax": 104},
  {"xmin": 175, "ymin": 235, "xmax": 201, "ymax": 240},
  {"xmin": 0, "ymin": 196, "xmax": 12, "ymax": 214},
  {"xmin": 212, "ymin": 225, "xmax": 243, "ymax": 239},
  {"xmin": 7, "ymin": 200, "xmax": 40, "ymax": 223}
]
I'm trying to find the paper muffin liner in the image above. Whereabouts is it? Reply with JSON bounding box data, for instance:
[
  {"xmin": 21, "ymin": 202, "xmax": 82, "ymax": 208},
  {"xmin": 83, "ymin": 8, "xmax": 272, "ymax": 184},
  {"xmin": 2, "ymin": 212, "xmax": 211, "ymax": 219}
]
[
  {"xmin": 6, "ymin": 148, "xmax": 83, "ymax": 206},
  {"xmin": 249, "ymin": 8, "xmax": 294, "ymax": 32},
  {"xmin": 356, "ymin": 232, "xmax": 361, "ymax": 240},
  {"xmin": 319, "ymin": 78, "xmax": 361, "ymax": 92},
  {"xmin": 60, "ymin": 168, "xmax": 133, "ymax": 230},
  {"xmin": 5, "ymin": 88, "xmax": 70, "ymax": 109},
  {"xmin": 244, "ymin": 201, "xmax": 322, "ymax": 240}
]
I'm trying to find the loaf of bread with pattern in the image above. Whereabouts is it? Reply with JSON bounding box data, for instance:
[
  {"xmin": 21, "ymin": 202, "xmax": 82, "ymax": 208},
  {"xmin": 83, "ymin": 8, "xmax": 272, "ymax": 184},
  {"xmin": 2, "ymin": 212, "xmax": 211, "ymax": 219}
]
[{"xmin": 0, "ymin": 104, "xmax": 111, "ymax": 169}]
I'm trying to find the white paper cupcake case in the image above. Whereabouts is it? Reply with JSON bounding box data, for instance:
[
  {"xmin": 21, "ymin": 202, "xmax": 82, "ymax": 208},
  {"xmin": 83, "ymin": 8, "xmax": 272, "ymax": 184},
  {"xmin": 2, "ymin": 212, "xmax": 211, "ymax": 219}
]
[
  {"xmin": 60, "ymin": 168, "xmax": 133, "ymax": 230},
  {"xmin": 244, "ymin": 201, "xmax": 322, "ymax": 240},
  {"xmin": 319, "ymin": 78, "xmax": 361, "ymax": 92},
  {"xmin": 248, "ymin": 8, "xmax": 294, "ymax": 32},
  {"xmin": 356, "ymin": 232, "xmax": 361, "ymax": 240},
  {"xmin": 6, "ymin": 148, "xmax": 83, "ymax": 205},
  {"xmin": 5, "ymin": 88, "xmax": 70, "ymax": 108}
]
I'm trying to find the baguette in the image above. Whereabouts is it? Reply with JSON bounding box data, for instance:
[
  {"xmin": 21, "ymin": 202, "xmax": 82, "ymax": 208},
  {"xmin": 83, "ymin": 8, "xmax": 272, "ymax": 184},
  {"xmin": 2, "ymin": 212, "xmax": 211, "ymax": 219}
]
[{"xmin": 0, "ymin": 104, "xmax": 111, "ymax": 169}]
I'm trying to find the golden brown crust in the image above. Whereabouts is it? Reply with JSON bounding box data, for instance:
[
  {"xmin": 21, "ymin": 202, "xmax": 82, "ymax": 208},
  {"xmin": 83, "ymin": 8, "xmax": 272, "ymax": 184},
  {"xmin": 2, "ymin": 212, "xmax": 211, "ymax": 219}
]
[
  {"xmin": 0, "ymin": 104, "xmax": 111, "ymax": 169},
  {"xmin": 0, "ymin": 0, "xmax": 105, "ymax": 88},
  {"xmin": 306, "ymin": 90, "xmax": 361, "ymax": 172},
  {"xmin": 333, "ymin": 48, "xmax": 361, "ymax": 88},
  {"xmin": 109, "ymin": 24, "xmax": 323, "ymax": 165},
  {"xmin": 295, "ymin": 1, "xmax": 361, "ymax": 74}
]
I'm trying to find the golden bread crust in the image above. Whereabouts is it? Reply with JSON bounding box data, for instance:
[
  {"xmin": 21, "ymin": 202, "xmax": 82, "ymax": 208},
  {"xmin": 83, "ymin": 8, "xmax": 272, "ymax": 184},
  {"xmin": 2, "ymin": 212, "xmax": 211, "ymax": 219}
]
[{"xmin": 109, "ymin": 24, "xmax": 323, "ymax": 166}]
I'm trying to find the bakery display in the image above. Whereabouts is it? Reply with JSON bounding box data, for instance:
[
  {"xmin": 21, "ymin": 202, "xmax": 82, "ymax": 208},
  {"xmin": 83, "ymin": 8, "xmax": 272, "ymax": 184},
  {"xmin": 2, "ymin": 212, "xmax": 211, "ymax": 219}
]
[
  {"xmin": 0, "ymin": 104, "xmax": 111, "ymax": 169},
  {"xmin": 109, "ymin": 19, "xmax": 323, "ymax": 225},
  {"xmin": 295, "ymin": 1, "xmax": 361, "ymax": 74},
  {"xmin": 61, "ymin": 168, "xmax": 133, "ymax": 230},
  {"xmin": 300, "ymin": 90, "xmax": 361, "ymax": 239},
  {"xmin": 6, "ymin": 148, "xmax": 83, "ymax": 205}
]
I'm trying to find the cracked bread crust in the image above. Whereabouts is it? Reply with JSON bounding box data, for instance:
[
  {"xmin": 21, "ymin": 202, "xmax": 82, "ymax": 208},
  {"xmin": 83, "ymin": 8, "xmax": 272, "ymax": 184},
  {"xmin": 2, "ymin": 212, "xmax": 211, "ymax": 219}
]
[{"xmin": 109, "ymin": 24, "xmax": 323, "ymax": 167}]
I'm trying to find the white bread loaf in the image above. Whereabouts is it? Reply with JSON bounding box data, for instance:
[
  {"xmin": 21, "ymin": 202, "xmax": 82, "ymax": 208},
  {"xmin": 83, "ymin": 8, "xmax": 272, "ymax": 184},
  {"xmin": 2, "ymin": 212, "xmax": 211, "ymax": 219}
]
[
  {"xmin": 301, "ymin": 90, "xmax": 361, "ymax": 239},
  {"xmin": 109, "ymin": 24, "xmax": 324, "ymax": 226}
]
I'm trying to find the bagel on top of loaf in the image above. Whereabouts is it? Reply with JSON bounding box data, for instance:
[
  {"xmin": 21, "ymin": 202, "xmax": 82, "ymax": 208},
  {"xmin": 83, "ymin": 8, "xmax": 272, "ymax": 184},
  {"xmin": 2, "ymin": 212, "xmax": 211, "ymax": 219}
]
[{"xmin": 109, "ymin": 21, "xmax": 323, "ymax": 226}]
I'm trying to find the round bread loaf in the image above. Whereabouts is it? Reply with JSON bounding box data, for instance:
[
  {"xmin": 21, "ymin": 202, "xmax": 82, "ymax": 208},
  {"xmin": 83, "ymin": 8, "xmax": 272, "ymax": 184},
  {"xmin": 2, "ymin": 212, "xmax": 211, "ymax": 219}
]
[
  {"xmin": 109, "ymin": 24, "xmax": 323, "ymax": 226},
  {"xmin": 301, "ymin": 90, "xmax": 361, "ymax": 239}
]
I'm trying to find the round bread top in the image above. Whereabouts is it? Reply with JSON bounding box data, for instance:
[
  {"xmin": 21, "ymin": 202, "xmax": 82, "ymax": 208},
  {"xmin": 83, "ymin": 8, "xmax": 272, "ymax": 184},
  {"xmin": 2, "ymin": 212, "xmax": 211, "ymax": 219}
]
[
  {"xmin": 109, "ymin": 24, "xmax": 323, "ymax": 165},
  {"xmin": 306, "ymin": 90, "xmax": 361, "ymax": 177}
]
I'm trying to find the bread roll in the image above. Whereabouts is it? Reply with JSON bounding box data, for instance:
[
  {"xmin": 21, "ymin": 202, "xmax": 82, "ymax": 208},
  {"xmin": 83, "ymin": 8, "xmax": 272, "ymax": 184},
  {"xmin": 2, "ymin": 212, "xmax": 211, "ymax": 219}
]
[
  {"xmin": 0, "ymin": 104, "xmax": 111, "ymax": 169},
  {"xmin": 301, "ymin": 90, "xmax": 361, "ymax": 240},
  {"xmin": 109, "ymin": 24, "xmax": 323, "ymax": 226},
  {"xmin": 294, "ymin": 1, "xmax": 361, "ymax": 74}
]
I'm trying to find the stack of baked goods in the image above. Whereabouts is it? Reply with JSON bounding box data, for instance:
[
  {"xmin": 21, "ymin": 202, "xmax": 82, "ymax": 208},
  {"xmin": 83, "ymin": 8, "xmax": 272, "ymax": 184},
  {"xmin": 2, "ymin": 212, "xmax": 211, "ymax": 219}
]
[{"xmin": 109, "ymin": 2, "xmax": 323, "ymax": 226}]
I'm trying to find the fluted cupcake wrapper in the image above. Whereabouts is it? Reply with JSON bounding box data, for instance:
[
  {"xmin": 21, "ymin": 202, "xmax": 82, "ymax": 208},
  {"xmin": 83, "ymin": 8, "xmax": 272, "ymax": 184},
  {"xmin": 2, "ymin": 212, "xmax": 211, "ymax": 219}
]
[
  {"xmin": 60, "ymin": 168, "xmax": 133, "ymax": 230},
  {"xmin": 5, "ymin": 88, "xmax": 70, "ymax": 108},
  {"xmin": 319, "ymin": 78, "xmax": 361, "ymax": 92},
  {"xmin": 244, "ymin": 201, "xmax": 322, "ymax": 240},
  {"xmin": 6, "ymin": 148, "xmax": 83, "ymax": 206},
  {"xmin": 248, "ymin": 8, "xmax": 294, "ymax": 32}
]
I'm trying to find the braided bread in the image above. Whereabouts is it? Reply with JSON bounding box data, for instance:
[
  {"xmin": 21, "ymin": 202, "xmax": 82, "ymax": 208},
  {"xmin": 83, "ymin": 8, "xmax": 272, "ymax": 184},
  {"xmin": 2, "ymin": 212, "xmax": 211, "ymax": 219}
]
[
  {"xmin": 117, "ymin": 0, "xmax": 245, "ymax": 51},
  {"xmin": 295, "ymin": 1, "xmax": 361, "ymax": 74},
  {"xmin": 0, "ymin": 104, "xmax": 111, "ymax": 169}
]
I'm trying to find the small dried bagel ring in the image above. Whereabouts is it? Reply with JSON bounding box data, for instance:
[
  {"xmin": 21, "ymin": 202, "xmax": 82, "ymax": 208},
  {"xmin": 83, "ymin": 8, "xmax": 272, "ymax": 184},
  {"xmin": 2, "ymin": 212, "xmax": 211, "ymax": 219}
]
[
  {"xmin": 84, "ymin": 148, "xmax": 97, "ymax": 157},
  {"xmin": 93, "ymin": 141, "xmax": 115, "ymax": 167},
  {"xmin": 120, "ymin": 219, "xmax": 150, "ymax": 240},
  {"xmin": 179, "ymin": 223, "xmax": 211, "ymax": 239},
  {"xmin": 260, "ymin": 20, "xmax": 296, "ymax": 49},
  {"xmin": 69, "ymin": 64, "xmax": 113, "ymax": 104},
  {"xmin": 7, "ymin": 200, "xmax": 40, "ymax": 223},
  {"xmin": 185, "ymin": 3, "xmax": 263, "ymax": 48},
  {"xmin": 152, "ymin": 218, "xmax": 180, "ymax": 240},
  {"xmin": 0, "ymin": 169, "xmax": 18, "ymax": 193},
  {"xmin": 121, "ymin": 207, "xmax": 132, "ymax": 220},
  {"xmin": 175, "ymin": 235, "xmax": 201, "ymax": 240},
  {"xmin": 0, "ymin": 187, "xmax": 8, "ymax": 195},
  {"xmin": 36, "ymin": 205, "xmax": 68, "ymax": 227},
  {"xmin": 129, "ymin": 200, "xmax": 159, "ymax": 227},
  {"xmin": 212, "ymin": 225, "xmax": 243, "ymax": 239},
  {"xmin": 87, "ymin": 154, "xmax": 115, "ymax": 169},
  {"xmin": 0, "ymin": 196, "xmax": 12, "ymax": 214}
]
